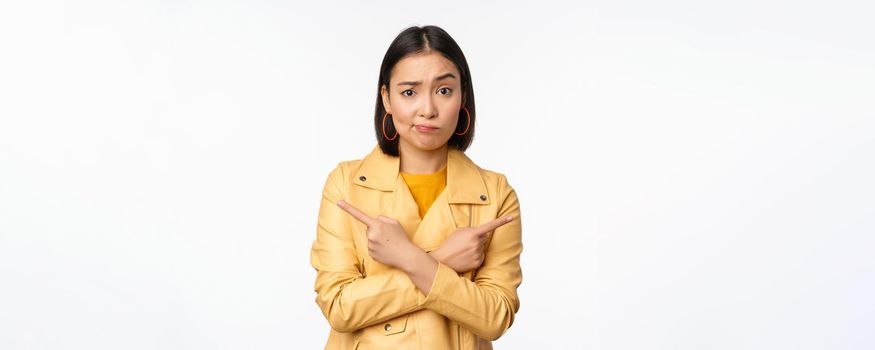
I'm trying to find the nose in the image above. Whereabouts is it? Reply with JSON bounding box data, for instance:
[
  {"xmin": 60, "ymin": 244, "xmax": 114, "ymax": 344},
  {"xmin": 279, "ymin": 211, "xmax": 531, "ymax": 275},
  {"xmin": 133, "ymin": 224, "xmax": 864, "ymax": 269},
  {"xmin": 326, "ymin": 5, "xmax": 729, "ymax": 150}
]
[{"xmin": 419, "ymin": 94, "xmax": 436, "ymax": 119}]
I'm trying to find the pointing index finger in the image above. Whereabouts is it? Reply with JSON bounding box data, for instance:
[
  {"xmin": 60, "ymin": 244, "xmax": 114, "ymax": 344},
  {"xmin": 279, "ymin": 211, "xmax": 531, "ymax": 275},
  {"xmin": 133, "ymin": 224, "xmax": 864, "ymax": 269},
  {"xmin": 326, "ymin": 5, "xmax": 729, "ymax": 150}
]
[
  {"xmin": 473, "ymin": 215, "xmax": 514, "ymax": 235},
  {"xmin": 337, "ymin": 200, "xmax": 377, "ymax": 226}
]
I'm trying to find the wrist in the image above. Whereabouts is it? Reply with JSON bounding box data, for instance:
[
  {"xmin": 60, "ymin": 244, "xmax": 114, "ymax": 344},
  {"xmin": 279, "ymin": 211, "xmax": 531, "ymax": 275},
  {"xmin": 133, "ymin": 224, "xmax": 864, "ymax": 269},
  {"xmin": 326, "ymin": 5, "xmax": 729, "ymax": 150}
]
[
  {"xmin": 400, "ymin": 246, "xmax": 437, "ymax": 275},
  {"xmin": 427, "ymin": 247, "xmax": 445, "ymax": 263}
]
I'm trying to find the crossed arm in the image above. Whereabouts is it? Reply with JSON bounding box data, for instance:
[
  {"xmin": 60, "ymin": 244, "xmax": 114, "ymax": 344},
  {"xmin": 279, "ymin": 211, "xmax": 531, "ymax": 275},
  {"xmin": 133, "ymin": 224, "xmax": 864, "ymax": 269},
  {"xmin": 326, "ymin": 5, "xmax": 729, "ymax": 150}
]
[
  {"xmin": 335, "ymin": 199, "xmax": 512, "ymax": 295},
  {"xmin": 310, "ymin": 166, "xmax": 523, "ymax": 340}
]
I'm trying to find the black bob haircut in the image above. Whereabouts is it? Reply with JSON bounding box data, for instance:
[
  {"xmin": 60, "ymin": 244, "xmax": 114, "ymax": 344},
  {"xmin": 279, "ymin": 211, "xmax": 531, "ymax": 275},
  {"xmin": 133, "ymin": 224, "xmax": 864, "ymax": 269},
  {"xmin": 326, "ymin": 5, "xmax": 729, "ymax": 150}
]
[{"xmin": 374, "ymin": 25, "xmax": 476, "ymax": 157}]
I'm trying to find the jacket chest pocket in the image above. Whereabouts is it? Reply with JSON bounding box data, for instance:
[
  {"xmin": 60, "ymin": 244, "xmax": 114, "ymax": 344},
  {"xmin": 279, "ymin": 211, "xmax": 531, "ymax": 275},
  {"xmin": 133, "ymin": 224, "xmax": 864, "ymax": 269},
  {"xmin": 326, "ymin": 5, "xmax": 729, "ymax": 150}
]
[
  {"xmin": 354, "ymin": 314, "xmax": 410, "ymax": 348},
  {"xmin": 378, "ymin": 313, "xmax": 409, "ymax": 335}
]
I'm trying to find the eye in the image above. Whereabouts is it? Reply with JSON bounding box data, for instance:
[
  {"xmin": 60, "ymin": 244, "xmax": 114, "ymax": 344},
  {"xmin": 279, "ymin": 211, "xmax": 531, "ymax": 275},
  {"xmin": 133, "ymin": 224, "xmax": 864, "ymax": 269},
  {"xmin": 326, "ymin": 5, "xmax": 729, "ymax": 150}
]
[
  {"xmin": 401, "ymin": 89, "xmax": 415, "ymax": 97},
  {"xmin": 438, "ymin": 87, "xmax": 452, "ymax": 95}
]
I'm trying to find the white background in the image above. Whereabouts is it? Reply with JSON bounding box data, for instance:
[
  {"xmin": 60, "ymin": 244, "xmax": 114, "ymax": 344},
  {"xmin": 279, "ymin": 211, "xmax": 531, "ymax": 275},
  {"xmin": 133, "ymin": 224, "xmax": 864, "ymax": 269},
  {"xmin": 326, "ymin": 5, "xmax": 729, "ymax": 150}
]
[{"xmin": 1, "ymin": 1, "xmax": 873, "ymax": 349}]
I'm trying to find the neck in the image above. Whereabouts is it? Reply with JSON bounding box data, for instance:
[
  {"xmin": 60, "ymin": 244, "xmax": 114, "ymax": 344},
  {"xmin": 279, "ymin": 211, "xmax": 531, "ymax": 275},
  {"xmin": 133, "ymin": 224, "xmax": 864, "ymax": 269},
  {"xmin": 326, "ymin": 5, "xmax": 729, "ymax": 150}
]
[{"xmin": 398, "ymin": 142, "xmax": 449, "ymax": 174}]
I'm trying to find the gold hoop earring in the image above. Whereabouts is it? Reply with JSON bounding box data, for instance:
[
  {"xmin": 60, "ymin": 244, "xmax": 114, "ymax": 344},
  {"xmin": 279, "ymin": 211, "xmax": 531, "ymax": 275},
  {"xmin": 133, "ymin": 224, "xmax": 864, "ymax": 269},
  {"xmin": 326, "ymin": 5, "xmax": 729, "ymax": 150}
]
[
  {"xmin": 455, "ymin": 106, "xmax": 471, "ymax": 136},
  {"xmin": 382, "ymin": 112, "xmax": 398, "ymax": 141}
]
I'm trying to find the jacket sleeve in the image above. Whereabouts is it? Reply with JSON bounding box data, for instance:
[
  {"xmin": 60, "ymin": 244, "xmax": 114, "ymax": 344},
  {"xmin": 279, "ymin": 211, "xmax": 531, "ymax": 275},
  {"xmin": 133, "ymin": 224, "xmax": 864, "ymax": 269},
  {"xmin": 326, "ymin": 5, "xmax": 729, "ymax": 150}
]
[
  {"xmin": 419, "ymin": 174, "xmax": 523, "ymax": 341},
  {"xmin": 310, "ymin": 164, "xmax": 426, "ymax": 333}
]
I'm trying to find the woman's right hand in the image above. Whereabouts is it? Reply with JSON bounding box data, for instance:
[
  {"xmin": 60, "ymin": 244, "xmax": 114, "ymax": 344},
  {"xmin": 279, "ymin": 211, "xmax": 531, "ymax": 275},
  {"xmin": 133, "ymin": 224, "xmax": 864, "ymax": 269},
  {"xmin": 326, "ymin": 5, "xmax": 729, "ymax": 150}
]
[{"xmin": 430, "ymin": 215, "xmax": 514, "ymax": 273}]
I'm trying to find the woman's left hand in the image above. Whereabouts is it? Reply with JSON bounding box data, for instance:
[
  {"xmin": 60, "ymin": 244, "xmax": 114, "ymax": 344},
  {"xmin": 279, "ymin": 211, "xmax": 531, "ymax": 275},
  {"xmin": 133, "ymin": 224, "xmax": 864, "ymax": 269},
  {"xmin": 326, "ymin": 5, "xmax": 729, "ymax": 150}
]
[{"xmin": 337, "ymin": 200, "xmax": 417, "ymax": 269}]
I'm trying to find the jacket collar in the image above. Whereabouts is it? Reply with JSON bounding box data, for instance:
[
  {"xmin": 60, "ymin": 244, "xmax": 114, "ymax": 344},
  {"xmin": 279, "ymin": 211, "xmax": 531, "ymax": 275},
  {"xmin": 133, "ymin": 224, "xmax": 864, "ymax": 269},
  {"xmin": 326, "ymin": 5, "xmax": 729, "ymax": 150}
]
[{"xmin": 352, "ymin": 144, "xmax": 490, "ymax": 205}]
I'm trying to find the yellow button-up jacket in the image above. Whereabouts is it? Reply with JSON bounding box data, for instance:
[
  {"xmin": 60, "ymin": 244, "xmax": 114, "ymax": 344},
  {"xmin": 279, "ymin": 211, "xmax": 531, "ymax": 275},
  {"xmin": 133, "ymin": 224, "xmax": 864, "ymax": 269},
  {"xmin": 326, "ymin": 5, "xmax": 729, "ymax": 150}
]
[{"xmin": 310, "ymin": 144, "xmax": 523, "ymax": 349}]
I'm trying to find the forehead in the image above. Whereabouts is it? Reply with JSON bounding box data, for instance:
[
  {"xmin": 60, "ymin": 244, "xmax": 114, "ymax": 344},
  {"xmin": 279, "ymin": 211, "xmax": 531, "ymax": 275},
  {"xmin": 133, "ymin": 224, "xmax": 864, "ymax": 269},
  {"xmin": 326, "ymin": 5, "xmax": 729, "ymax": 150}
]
[{"xmin": 390, "ymin": 52, "xmax": 459, "ymax": 81}]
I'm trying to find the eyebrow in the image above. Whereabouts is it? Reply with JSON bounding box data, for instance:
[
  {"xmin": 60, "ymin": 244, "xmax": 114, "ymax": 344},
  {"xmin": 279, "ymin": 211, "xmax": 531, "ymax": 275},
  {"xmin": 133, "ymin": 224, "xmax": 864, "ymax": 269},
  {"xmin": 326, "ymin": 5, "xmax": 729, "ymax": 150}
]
[{"xmin": 396, "ymin": 72, "xmax": 457, "ymax": 87}]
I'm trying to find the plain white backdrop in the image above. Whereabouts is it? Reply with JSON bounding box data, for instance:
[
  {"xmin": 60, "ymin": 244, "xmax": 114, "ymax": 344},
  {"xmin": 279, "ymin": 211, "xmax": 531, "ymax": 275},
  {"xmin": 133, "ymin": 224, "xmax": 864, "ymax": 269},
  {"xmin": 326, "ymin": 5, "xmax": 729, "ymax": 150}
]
[{"xmin": 1, "ymin": 1, "xmax": 873, "ymax": 349}]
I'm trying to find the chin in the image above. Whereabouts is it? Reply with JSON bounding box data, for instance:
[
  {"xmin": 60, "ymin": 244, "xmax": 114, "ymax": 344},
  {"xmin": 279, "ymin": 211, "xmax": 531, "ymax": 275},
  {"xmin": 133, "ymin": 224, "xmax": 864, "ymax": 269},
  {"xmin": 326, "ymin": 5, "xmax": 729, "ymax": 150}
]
[
  {"xmin": 419, "ymin": 138, "xmax": 453, "ymax": 150},
  {"xmin": 402, "ymin": 136, "xmax": 451, "ymax": 152}
]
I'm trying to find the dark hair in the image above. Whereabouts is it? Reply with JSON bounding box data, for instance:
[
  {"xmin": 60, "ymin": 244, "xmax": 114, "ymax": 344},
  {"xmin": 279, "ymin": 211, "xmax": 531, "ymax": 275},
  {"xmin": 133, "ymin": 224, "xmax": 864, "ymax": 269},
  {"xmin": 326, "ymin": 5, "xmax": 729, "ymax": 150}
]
[{"xmin": 374, "ymin": 25, "xmax": 476, "ymax": 157}]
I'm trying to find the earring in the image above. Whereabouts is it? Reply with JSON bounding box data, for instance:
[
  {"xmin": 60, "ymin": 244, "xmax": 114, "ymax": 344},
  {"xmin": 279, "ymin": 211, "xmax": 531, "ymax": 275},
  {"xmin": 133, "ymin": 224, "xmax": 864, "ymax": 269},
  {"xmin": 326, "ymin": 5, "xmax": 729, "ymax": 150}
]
[
  {"xmin": 455, "ymin": 106, "xmax": 471, "ymax": 136},
  {"xmin": 382, "ymin": 112, "xmax": 398, "ymax": 141}
]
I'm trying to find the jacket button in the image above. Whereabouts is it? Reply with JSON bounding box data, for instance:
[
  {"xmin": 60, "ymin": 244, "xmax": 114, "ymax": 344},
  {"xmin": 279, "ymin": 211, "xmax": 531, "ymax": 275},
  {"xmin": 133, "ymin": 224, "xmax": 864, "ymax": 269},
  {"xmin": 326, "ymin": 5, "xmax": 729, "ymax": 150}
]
[
  {"xmin": 480, "ymin": 194, "xmax": 487, "ymax": 201},
  {"xmin": 384, "ymin": 323, "xmax": 392, "ymax": 331},
  {"xmin": 359, "ymin": 176, "xmax": 367, "ymax": 181}
]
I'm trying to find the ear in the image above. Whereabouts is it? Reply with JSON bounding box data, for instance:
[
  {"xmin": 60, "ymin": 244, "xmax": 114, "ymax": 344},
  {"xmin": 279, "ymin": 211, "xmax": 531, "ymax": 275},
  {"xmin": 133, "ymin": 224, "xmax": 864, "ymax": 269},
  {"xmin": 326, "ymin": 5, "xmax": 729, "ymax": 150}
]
[{"xmin": 380, "ymin": 85, "xmax": 392, "ymax": 114}]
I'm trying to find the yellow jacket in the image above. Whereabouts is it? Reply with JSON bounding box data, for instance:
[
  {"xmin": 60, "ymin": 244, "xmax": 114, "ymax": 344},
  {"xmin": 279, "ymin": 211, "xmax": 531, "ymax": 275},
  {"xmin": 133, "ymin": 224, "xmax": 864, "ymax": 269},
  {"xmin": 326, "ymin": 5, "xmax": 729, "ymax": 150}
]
[{"xmin": 310, "ymin": 144, "xmax": 523, "ymax": 349}]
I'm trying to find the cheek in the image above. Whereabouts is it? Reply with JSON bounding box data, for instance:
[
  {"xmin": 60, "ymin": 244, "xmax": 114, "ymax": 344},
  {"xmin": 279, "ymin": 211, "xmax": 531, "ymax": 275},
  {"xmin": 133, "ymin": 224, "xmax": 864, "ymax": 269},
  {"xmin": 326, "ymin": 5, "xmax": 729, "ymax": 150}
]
[
  {"xmin": 442, "ymin": 108, "xmax": 461, "ymax": 128},
  {"xmin": 391, "ymin": 114, "xmax": 413, "ymax": 128},
  {"xmin": 389, "ymin": 105, "xmax": 413, "ymax": 125}
]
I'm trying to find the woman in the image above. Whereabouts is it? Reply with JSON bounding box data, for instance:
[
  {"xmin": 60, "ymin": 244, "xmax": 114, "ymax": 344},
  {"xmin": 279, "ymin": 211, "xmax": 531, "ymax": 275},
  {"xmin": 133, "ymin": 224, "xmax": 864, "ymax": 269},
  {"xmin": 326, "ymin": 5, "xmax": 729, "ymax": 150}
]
[{"xmin": 310, "ymin": 25, "xmax": 523, "ymax": 350}]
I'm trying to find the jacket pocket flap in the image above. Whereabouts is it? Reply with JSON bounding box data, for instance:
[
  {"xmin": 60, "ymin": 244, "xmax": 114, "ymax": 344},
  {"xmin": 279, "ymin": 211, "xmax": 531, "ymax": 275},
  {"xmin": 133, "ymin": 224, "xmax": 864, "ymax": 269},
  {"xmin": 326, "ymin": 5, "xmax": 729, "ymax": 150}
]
[{"xmin": 380, "ymin": 314, "xmax": 409, "ymax": 335}]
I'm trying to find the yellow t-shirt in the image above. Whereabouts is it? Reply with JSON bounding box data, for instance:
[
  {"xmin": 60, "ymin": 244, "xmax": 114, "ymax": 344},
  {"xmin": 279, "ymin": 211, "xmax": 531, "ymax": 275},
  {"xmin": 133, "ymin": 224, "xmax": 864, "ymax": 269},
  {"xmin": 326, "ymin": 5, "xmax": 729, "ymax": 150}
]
[{"xmin": 400, "ymin": 164, "xmax": 447, "ymax": 218}]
